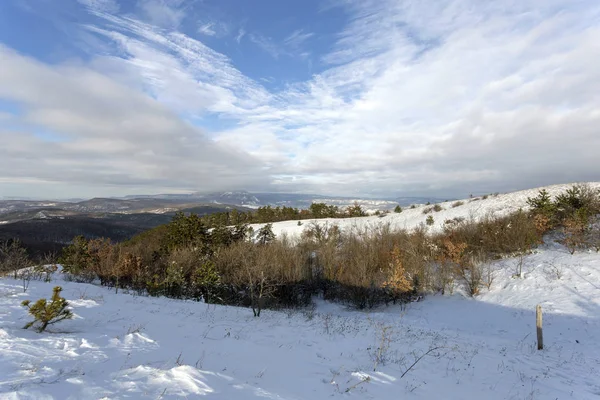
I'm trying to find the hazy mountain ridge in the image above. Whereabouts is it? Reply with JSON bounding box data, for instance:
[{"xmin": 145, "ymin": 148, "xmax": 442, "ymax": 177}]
[{"xmin": 0, "ymin": 191, "xmax": 444, "ymax": 221}]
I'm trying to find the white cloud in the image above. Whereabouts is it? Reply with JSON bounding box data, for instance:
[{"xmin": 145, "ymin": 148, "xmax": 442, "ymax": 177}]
[
  {"xmin": 284, "ymin": 29, "xmax": 314, "ymax": 48},
  {"xmin": 221, "ymin": 0, "xmax": 600, "ymax": 196},
  {"xmin": 248, "ymin": 34, "xmax": 283, "ymax": 59},
  {"xmin": 6, "ymin": 0, "xmax": 600, "ymax": 198},
  {"xmin": 235, "ymin": 28, "xmax": 246, "ymax": 44},
  {"xmin": 0, "ymin": 45, "xmax": 268, "ymax": 195},
  {"xmin": 137, "ymin": 0, "xmax": 186, "ymax": 29},
  {"xmin": 77, "ymin": 0, "xmax": 120, "ymax": 13},
  {"xmin": 198, "ymin": 20, "xmax": 230, "ymax": 37},
  {"xmin": 198, "ymin": 23, "xmax": 216, "ymax": 36}
]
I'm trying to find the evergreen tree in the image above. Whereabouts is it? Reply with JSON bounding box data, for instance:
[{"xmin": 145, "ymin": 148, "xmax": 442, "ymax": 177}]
[
  {"xmin": 257, "ymin": 224, "xmax": 276, "ymax": 245},
  {"xmin": 59, "ymin": 236, "xmax": 91, "ymax": 275},
  {"xmin": 22, "ymin": 286, "xmax": 73, "ymax": 333}
]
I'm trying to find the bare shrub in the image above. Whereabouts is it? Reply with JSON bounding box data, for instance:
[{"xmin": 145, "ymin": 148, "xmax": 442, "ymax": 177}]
[
  {"xmin": 562, "ymin": 210, "xmax": 589, "ymax": 254},
  {"xmin": 445, "ymin": 211, "xmax": 539, "ymax": 260},
  {"xmin": 544, "ymin": 262, "xmax": 564, "ymax": 280},
  {"xmin": 456, "ymin": 251, "xmax": 486, "ymax": 297},
  {"xmin": 482, "ymin": 262, "xmax": 496, "ymax": 290},
  {"xmin": 237, "ymin": 257, "xmax": 277, "ymax": 317},
  {"xmin": 589, "ymin": 218, "xmax": 600, "ymax": 252},
  {"xmin": 433, "ymin": 204, "xmax": 443, "ymax": 212},
  {"xmin": 370, "ymin": 323, "xmax": 393, "ymax": 371},
  {"xmin": 513, "ymin": 252, "xmax": 526, "ymax": 278},
  {"xmin": 451, "ymin": 201, "xmax": 464, "ymax": 208},
  {"xmin": 433, "ymin": 238, "xmax": 466, "ymax": 295},
  {"xmin": 382, "ymin": 246, "xmax": 413, "ymax": 303},
  {"xmin": 34, "ymin": 263, "xmax": 59, "ymax": 283},
  {"xmin": 444, "ymin": 217, "xmax": 466, "ymax": 228},
  {"xmin": 18, "ymin": 268, "xmax": 33, "ymax": 292},
  {"xmin": 0, "ymin": 240, "xmax": 30, "ymax": 278}
]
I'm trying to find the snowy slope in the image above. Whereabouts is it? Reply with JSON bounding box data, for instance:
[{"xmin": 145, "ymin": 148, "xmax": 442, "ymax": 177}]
[
  {"xmin": 251, "ymin": 182, "xmax": 600, "ymax": 240},
  {"xmin": 1, "ymin": 182, "xmax": 600, "ymax": 399},
  {"xmin": 1, "ymin": 244, "xmax": 599, "ymax": 399}
]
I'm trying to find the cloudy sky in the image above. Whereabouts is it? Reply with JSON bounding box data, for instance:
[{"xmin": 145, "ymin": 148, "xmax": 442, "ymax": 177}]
[{"xmin": 1, "ymin": 0, "xmax": 599, "ymax": 199}]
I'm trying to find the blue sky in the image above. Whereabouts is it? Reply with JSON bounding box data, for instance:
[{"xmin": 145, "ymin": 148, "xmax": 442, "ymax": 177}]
[{"xmin": 1, "ymin": 0, "xmax": 599, "ymax": 199}]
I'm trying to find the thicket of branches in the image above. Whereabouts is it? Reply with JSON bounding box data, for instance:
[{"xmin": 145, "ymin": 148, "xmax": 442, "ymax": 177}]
[{"xmin": 3, "ymin": 185, "xmax": 598, "ymax": 316}]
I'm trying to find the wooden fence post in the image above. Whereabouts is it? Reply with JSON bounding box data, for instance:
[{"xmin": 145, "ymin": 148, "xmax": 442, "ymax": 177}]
[{"xmin": 536, "ymin": 305, "xmax": 543, "ymax": 350}]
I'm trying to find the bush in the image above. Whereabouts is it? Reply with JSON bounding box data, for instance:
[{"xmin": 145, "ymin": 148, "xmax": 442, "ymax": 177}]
[
  {"xmin": 346, "ymin": 203, "xmax": 367, "ymax": 217},
  {"xmin": 451, "ymin": 201, "xmax": 464, "ymax": 208},
  {"xmin": 394, "ymin": 205, "xmax": 402, "ymax": 213},
  {"xmin": 433, "ymin": 204, "xmax": 443, "ymax": 212},
  {"xmin": 21, "ymin": 286, "xmax": 73, "ymax": 333},
  {"xmin": 426, "ymin": 216, "xmax": 434, "ymax": 226},
  {"xmin": 526, "ymin": 189, "xmax": 556, "ymax": 221},
  {"xmin": 555, "ymin": 184, "xmax": 599, "ymax": 221},
  {"xmin": 0, "ymin": 240, "xmax": 30, "ymax": 278},
  {"xmin": 527, "ymin": 185, "xmax": 600, "ymax": 251},
  {"xmin": 382, "ymin": 246, "xmax": 413, "ymax": 303},
  {"xmin": 562, "ymin": 209, "xmax": 590, "ymax": 254}
]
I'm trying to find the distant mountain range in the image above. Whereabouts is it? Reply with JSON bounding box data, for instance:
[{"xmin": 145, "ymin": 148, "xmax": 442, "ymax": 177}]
[
  {"xmin": 0, "ymin": 191, "xmax": 446, "ymax": 226},
  {"xmin": 121, "ymin": 190, "xmax": 444, "ymax": 210},
  {"xmin": 0, "ymin": 191, "xmax": 444, "ymax": 256}
]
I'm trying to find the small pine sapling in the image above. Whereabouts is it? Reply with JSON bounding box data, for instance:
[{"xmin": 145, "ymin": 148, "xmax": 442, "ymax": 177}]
[{"xmin": 21, "ymin": 286, "xmax": 73, "ymax": 333}]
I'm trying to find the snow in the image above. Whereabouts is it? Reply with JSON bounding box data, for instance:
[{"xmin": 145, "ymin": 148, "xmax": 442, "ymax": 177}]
[
  {"xmin": 1, "ymin": 182, "xmax": 600, "ymax": 399},
  {"xmin": 251, "ymin": 182, "xmax": 600, "ymax": 240},
  {"xmin": 1, "ymin": 244, "xmax": 600, "ymax": 398}
]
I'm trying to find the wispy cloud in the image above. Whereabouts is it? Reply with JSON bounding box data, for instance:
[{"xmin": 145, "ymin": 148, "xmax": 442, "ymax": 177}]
[
  {"xmin": 235, "ymin": 28, "xmax": 246, "ymax": 44},
  {"xmin": 77, "ymin": 0, "xmax": 120, "ymax": 13},
  {"xmin": 136, "ymin": 0, "xmax": 187, "ymax": 29},
  {"xmin": 284, "ymin": 29, "xmax": 314, "ymax": 48},
  {"xmin": 198, "ymin": 20, "xmax": 230, "ymax": 37},
  {"xmin": 250, "ymin": 29, "xmax": 314, "ymax": 60},
  {"xmin": 198, "ymin": 23, "xmax": 216, "ymax": 36},
  {"xmin": 248, "ymin": 33, "xmax": 283, "ymax": 59}
]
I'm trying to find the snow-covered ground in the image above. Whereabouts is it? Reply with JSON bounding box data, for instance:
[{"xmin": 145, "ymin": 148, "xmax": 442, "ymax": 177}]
[
  {"xmin": 251, "ymin": 182, "xmax": 600, "ymax": 240},
  {"xmin": 0, "ymin": 243, "xmax": 599, "ymax": 399},
  {"xmin": 1, "ymin": 183, "xmax": 600, "ymax": 399}
]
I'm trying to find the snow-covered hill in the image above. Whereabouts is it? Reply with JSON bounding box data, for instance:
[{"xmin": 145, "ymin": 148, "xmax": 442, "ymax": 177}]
[
  {"xmin": 1, "ymin": 182, "xmax": 600, "ymax": 399},
  {"xmin": 252, "ymin": 182, "xmax": 600, "ymax": 240}
]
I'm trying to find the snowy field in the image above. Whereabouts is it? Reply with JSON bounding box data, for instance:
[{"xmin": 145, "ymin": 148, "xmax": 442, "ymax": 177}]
[
  {"xmin": 1, "ymin": 183, "xmax": 600, "ymax": 399},
  {"xmin": 1, "ymin": 244, "xmax": 599, "ymax": 399}
]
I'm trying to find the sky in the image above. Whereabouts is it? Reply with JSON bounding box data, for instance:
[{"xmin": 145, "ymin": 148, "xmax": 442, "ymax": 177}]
[{"xmin": 0, "ymin": 0, "xmax": 599, "ymax": 199}]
